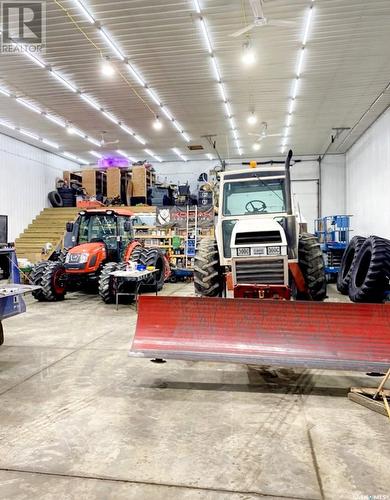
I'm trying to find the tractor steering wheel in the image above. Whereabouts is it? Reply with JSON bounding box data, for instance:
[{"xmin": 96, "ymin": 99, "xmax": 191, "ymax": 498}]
[{"xmin": 245, "ymin": 200, "xmax": 267, "ymax": 213}]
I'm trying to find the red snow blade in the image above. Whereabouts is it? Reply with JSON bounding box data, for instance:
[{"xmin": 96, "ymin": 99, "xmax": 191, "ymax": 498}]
[{"xmin": 130, "ymin": 296, "xmax": 390, "ymax": 372}]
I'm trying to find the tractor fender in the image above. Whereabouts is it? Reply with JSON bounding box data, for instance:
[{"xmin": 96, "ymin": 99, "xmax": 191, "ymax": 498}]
[{"xmin": 123, "ymin": 241, "xmax": 142, "ymax": 262}]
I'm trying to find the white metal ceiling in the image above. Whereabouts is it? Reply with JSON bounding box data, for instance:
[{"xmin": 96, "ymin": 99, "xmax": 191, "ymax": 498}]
[{"xmin": 0, "ymin": 0, "xmax": 390, "ymax": 164}]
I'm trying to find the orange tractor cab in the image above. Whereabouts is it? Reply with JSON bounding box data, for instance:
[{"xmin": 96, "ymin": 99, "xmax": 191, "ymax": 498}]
[{"xmin": 31, "ymin": 209, "xmax": 168, "ymax": 303}]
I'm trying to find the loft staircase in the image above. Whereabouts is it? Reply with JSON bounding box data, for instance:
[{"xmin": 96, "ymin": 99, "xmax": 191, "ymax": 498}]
[{"xmin": 15, "ymin": 207, "xmax": 79, "ymax": 263}]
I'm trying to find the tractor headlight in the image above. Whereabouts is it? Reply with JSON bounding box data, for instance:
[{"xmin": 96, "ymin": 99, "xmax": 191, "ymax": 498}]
[
  {"xmin": 65, "ymin": 252, "xmax": 89, "ymax": 264},
  {"xmin": 236, "ymin": 247, "xmax": 251, "ymax": 257}
]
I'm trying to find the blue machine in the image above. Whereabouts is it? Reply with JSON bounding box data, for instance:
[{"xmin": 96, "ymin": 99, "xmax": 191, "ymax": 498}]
[
  {"xmin": 0, "ymin": 247, "xmax": 38, "ymax": 345},
  {"xmin": 314, "ymin": 215, "xmax": 352, "ymax": 277}
]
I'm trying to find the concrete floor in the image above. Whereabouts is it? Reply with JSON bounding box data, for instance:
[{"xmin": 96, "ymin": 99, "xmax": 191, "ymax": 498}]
[{"xmin": 0, "ymin": 283, "xmax": 389, "ymax": 500}]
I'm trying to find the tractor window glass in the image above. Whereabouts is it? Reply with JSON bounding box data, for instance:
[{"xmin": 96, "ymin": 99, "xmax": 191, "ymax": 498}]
[
  {"xmin": 78, "ymin": 215, "xmax": 118, "ymax": 249},
  {"xmin": 117, "ymin": 217, "xmax": 133, "ymax": 255},
  {"xmin": 223, "ymin": 179, "xmax": 286, "ymax": 216}
]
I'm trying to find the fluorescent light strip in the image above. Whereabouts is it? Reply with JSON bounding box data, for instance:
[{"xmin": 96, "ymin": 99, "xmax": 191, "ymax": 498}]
[
  {"xmin": 200, "ymin": 18, "xmax": 212, "ymax": 54},
  {"xmin": 0, "ymin": 120, "xmax": 15, "ymax": 130},
  {"xmin": 134, "ymin": 135, "xmax": 146, "ymax": 145},
  {"xmin": 74, "ymin": 0, "xmax": 96, "ymax": 24},
  {"xmin": 86, "ymin": 136, "xmax": 101, "ymax": 147},
  {"xmin": 232, "ymin": 129, "xmax": 238, "ymax": 140},
  {"xmin": 302, "ymin": 6, "xmax": 314, "ymax": 46},
  {"xmin": 102, "ymin": 111, "xmax": 119, "ymax": 125},
  {"xmin": 11, "ymin": 42, "xmax": 46, "ymax": 68},
  {"xmin": 63, "ymin": 152, "xmax": 78, "ymax": 161},
  {"xmin": 42, "ymin": 138, "xmax": 60, "ymax": 149},
  {"xmin": 0, "ymin": 87, "xmax": 10, "ymax": 97},
  {"xmin": 144, "ymin": 149, "xmax": 162, "ymax": 162},
  {"xmin": 89, "ymin": 151, "xmax": 103, "ymax": 159},
  {"xmin": 193, "ymin": 0, "xmax": 201, "ymax": 14},
  {"xmin": 70, "ymin": 0, "xmax": 188, "ymax": 144},
  {"xmin": 296, "ymin": 48, "xmax": 305, "ymax": 77},
  {"xmin": 193, "ymin": 3, "xmax": 241, "ymax": 155},
  {"xmin": 116, "ymin": 150, "xmax": 137, "ymax": 162},
  {"xmin": 218, "ymin": 82, "xmax": 227, "ymax": 102},
  {"xmin": 19, "ymin": 129, "xmax": 40, "ymax": 141},
  {"xmin": 288, "ymin": 98, "xmax": 295, "ymax": 114},
  {"xmin": 145, "ymin": 88, "xmax": 161, "ymax": 106},
  {"xmin": 99, "ymin": 27, "xmax": 125, "ymax": 61},
  {"xmin": 281, "ymin": 1, "xmax": 315, "ymax": 150},
  {"xmin": 45, "ymin": 114, "xmax": 66, "ymax": 127},
  {"xmin": 80, "ymin": 94, "xmax": 101, "ymax": 111},
  {"xmin": 51, "ymin": 71, "xmax": 78, "ymax": 93},
  {"xmin": 161, "ymin": 106, "xmax": 173, "ymax": 121},
  {"xmin": 172, "ymin": 120, "xmax": 183, "ymax": 133},
  {"xmin": 206, "ymin": 153, "xmax": 213, "ymax": 160},
  {"xmin": 77, "ymin": 157, "xmax": 89, "ymax": 164},
  {"xmin": 172, "ymin": 148, "xmax": 187, "ymax": 162},
  {"xmin": 210, "ymin": 56, "xmax": 221, "ymax": 82},
  {"xmin": 126, "ymin": 64, "xmax": 145, "ymax": 87},
  {"xmin": 15, "ymin": 98, "xmax": 41, "ymax": 114},
  {"xmin": 181, "ymin": 132, "xmax": 191, "ymax": 142},
  {"xmin": 224, "ymin": 101, "xmax": 232, "ymax": 117},
  {"xmin": 68, "ymin": 127, "xmax": 86, "ymax": 138}
]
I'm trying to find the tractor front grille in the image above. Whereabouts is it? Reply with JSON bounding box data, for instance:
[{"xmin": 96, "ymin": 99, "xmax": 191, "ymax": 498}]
[
  {"xmin": 235, "ymin": 231, "xmax": 282, "ymax": 245},
  {"xmin": 234, "ymin": 259, "xmax": 285, "ymax": 285}
]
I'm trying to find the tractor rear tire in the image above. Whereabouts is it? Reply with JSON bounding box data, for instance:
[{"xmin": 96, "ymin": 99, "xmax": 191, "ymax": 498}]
[
  {"xmin": 98, "ymin": 262, "xmax": 119, "ymax": 304},
  {"xmin": 336, "ymin": 236, "xmax": 366, "ymax": 294},
  {"xmin": 348, "ymin": 236, "xmax": 390, "ymax": 303},
  {"xmin": 297, "ymin": 233, "xmax": 327, "ymax": 301},
  {"xmin": 39, "ymin": 262, "xmax": 67, "ymax": 301},
  {"xmin": 31, "ymin": 261, "xmax": 50, "ymax": 301},
  {"xmin": 132, "ymin": 248, "xmax": 166, "ymax": 292},
  {"xmin": 194, "ymin": 237, "xmax": 223, "ymax": 297}
]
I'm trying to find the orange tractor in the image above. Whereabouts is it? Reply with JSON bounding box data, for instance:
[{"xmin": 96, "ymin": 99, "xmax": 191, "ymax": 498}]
[{"xmin": 31, "ymin": 208, "xmax": 168, "ymax": 303}]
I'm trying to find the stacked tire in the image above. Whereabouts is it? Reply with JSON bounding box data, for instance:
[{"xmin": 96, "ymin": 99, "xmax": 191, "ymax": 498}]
[
  {"xmin": 337, "ymin": 235, "xmax": 390, "ymax": 303},
  {"xmin": 194, "ymin": 237, "xmax": 223, "ymax": 297},
  {"xmin": 297, "ymin": 233, "xmax": 327, "ymax": 301}
]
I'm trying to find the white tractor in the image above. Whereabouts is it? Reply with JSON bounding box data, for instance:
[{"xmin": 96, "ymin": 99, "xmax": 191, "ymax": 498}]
[{"xmin": 194, "ymin": 151, "xmax": 327, "ymax": 300}]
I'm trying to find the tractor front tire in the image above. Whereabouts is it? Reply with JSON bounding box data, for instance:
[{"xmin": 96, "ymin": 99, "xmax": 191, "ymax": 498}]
[
  {"xmin": 194, "ymin": 237, "xmax": 223, "ymax": 297},
  {"xmin": 31, "ymin": 261, "xmax": 50, "ymax": 301},
  {"xmin": 98, "ymin": 262, "xmax": 119, "ymax": 304},
  {"xmin": 298, "ymin": 233, "xmax": 327, "ymax": 301},
  {"xmin": 348, "ymin": 236, "xmax": 390, "ymax": 303},
  {"xmin": 39, "ymin": 261, "xmax": 67, "ymax": 301},
  {"xmin": 336, "ymin": 236, "xmax": 366, "ymax": 295}
]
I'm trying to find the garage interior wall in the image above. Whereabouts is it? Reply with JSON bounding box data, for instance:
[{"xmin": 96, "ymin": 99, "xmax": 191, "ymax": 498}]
[
  {"xmin": 0, "ymin": 132, "xmax": 77, "ymax": 241},
  {"xmin": 346, "ymin": 106, "xmax": 390, "ymax": 239},
  {"xmin": 154, "ymin": 154, "xmax": 346, "ymax": 233}
]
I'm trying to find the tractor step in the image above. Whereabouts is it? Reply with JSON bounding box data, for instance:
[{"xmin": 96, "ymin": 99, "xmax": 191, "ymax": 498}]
[{"xmin": 130, "ymin": 296, "xmax": 390, "ymax": 372}]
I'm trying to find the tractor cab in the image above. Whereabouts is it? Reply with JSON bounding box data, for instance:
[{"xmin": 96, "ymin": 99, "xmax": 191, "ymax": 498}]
[{"xmin": 64, "ymin": 209, "xmax": 135, "ymax": 265}]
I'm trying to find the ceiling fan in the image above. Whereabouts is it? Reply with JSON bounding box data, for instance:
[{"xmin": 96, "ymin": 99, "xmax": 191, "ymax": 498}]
[
  {"xmin": 100, "ymin": 131, "xmax": 119, "ymax": 146},
  {"xmin": 249, "ymin": 122, "xmax": 282, "ymax": 142},
  {"xmin": 230, "ymin": 0, "xmax": 295, "ymax": 38}
]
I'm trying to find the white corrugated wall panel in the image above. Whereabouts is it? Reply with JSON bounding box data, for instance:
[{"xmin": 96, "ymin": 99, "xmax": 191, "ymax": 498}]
[
  {"xmin": 346, "ymin": 107, "xmax": 390, "ymax": 238},
  {"xmin": 0, "ymin": 133, "xmax": 78, "ymax": 241}
]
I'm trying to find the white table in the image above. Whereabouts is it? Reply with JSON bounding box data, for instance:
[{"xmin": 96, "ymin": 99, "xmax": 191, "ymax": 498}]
[{"xmin": 110, "ymin": 269, "xmax": 159, "ymax": 310}]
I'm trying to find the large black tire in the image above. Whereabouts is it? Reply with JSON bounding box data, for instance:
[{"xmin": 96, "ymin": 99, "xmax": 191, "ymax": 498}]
[
  {"xmin": 298, "ymin": 233, "xmax": 327, "ymax": 301},
  {"xmin": 348, "ymin": 236, "xmax": 390, "ymax": 303},
  {"xmin": 98, "ymin": 262, "xmax": 120, "ymax": 304},
  {"xmin": 48, "ymin": 191, "xmax": 63, "ymax": 208},
  {"xmin": 194, "ymin": 237, "xmax": 223, "ymax": 297},
  {"xmin": 336, "ymin": 236, "xmax": 366, "ymax": 294},
  {"xmin": 31, "ymin": 261, "xmax": 50, "ymax": 301},
  {"xmin": 39, "ymin": 262, "xmax": 67, "ymax": 301},
  {"xmin": 131, "ymin": 248, "xmax": 166, "ymax": 292}
]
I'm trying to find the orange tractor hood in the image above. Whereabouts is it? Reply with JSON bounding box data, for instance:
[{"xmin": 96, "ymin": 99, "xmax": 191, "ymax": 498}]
[{"xmin": 68, "ymin": 242, "xmax": 106, "ymax": 255}]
